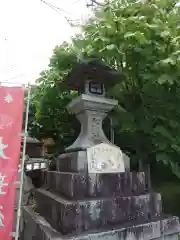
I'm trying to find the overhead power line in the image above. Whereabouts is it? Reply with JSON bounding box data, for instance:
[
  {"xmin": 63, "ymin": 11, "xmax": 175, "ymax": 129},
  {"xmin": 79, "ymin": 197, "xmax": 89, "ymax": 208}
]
[
  {"xmin": 41, "ymin": 0, "xmax": 74, "ymax": 16},
  {"xmin": 1, "ymin": 74, "xmax": 27, "ymax": 82},
  {"xmin": 39, "ymin": 0, "xmax": 80, "ymax": 27}
]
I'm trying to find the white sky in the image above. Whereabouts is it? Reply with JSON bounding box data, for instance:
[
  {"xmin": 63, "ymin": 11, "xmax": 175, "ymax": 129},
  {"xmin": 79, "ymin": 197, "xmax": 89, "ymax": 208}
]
[{"xmin": 0, "ymin": 0, "xmax": 90, "ymax": 85}]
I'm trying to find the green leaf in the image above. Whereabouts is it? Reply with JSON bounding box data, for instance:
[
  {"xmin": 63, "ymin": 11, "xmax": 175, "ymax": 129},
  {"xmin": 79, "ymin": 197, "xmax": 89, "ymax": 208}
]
[
  {"xmin": 159, "ymin": 58, "xmax": 176, "ymax": 66},
  {"xmin": 106, "ymin": 44, "xmax": 116, "ymax": 50},
  {"xmin": 160, "ymin": 30, "xmax": 170, "ymax": 38},
  {"xmin": 134, "ymin": 32, "xmax": 147, "ymax": 44},
  {"xmin": 170, "ymin": 162, "xmax": 180, "ymax": 179},
  {"xmin": 156, "ymin": 153, "xmax": 169, "ymax": 165},
  {"xmin": 171, "ymin": 144, "xmax": 180, "ymax": 153},
  {"xmin": 124, "ymin": 32, "xmax": 135, "ymax": 38},
  {"xmin": 153, "ymin": 126, "xmax": 174, "ymax": 140},
  {"xmin": 124, "ymin": 31, "xmax": 147, "ymax": 44},
  {"xmin": 157, "ymin": 74, "xmax": 171, "ymax": 84}
]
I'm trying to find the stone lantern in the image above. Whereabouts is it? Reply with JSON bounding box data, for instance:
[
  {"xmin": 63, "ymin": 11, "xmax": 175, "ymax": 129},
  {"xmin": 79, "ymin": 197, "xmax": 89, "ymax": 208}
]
[
  {"xmin": 64, "ymin": 57, "xmax": 120, "ymax": 150},
  {"xmin": 22, "ymin": 57, "xmax": 180, "ymax": 240},
  {"xmin": 57, "ymin": 57, "xmax": 126, "ymax": 173},
  {"xmin": 20, "ymin": 133, "xmax": 48, "ymax": 172}
]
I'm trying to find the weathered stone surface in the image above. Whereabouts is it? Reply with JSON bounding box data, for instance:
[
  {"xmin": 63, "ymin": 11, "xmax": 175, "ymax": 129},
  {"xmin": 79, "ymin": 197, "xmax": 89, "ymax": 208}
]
[
  {"xmin": 155, "ymin": 235, "xmax": 179, "ymax": 240},
  {"xmin": 161, "ymin": 216, "xmax": 180, "ymax": 236},
  {"xmin": 57, "ymin": 151, "xmax": 87, "ymax": 173},
  {"xmin": 86, "ymin": 143, "xmax": 125, "ymax": 174},
  {"xmin": 22, "ymin": 206, "xmax": 63, "ymax": 240},
  {"xmin": 65, "ymin": 94, "xmax": 118, "ymax": 151},
  {"xmin": 35, "ymin": 188, "xmax": 162, "ymax": 235},
  {"xmin": 57, "ymin": 151, "xmax": 130, "ymax": 173},
  {"xmin": 14, "ymin": 171, "xmax": 34, "ymax": 232},
  {"xmin": 45, "ymin": 171, "xmax": 150, "ymax": 200},
  {"xmin": 23, "ymin": 206, "xmax": 180, "ymax": 240}
]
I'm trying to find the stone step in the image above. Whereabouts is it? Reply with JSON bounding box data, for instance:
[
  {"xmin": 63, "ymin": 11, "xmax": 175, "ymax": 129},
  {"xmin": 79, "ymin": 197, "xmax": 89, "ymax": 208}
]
[
  {"xmin": 35, "ymin": 188, "xmax": 162, "ymax": 235},
  {"xmin": 23, "ymin": 206, "xmax": 180, "ymax": 240},
  {"xmin": 44, "ymin": 171, "xmax": 150, "ymax": 200}
]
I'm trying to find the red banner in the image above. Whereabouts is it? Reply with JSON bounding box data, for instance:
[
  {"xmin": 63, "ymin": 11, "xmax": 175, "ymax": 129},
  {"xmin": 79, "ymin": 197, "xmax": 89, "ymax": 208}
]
[{"xmin": 0, "ymin": 86, "xmax": 24, "ymax": 240}]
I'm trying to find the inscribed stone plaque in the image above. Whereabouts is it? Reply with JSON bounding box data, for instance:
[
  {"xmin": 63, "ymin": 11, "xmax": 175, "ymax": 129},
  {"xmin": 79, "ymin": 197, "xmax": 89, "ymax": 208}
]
[{"xmin": 87, "ymin": 143, "xmax": 125, "ymax": 173}]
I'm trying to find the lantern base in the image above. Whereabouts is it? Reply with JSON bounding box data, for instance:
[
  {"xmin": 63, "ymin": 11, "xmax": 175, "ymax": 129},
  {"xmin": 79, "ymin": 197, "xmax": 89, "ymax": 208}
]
[{"xmin": 22, "ymin": 206, "xmax": 180, "ymax": 240}]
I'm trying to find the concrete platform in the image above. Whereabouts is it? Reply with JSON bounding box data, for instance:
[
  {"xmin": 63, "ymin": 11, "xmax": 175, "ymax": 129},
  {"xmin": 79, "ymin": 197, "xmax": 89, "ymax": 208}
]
[{"xmin": 22, "ymin": 206, "xmax": 180, "ymax": 240}]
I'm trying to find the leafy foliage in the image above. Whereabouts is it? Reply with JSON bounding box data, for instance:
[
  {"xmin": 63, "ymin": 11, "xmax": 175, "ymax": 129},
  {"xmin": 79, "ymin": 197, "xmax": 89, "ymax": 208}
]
[
  {"xmin": 28, "ymin": 44, "xmax": 80, "ymax": 152},
  {"xmin": 30, "ymin": 0, "xmax": 180, "ymax": 177}
]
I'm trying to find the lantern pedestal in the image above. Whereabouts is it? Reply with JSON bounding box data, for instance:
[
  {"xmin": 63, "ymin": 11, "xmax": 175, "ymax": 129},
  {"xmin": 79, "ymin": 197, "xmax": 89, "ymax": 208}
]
[{"xmin": 65, "ymin": 94, "xmax": 118, "ymax": 151}]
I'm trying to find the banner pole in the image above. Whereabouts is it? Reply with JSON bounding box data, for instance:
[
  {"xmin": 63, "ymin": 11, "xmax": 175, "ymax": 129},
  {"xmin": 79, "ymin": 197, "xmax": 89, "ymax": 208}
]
[{"xmin": 15, "ymin": 84, "xmax": 31, "ymax": 240}]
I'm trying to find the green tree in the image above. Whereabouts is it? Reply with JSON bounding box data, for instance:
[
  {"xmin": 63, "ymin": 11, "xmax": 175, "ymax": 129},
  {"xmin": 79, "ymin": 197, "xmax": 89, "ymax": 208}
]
[
  {"xmin": 29, "ymin": 44, "xmax": 80, "ymax": 152},
  {"xmin": 75, "ymin": 0, "xmax": 180, "ymax": 176},
  {"xmin": 31, "ymin": 0, "xmax": 180, "ymax": 177}
]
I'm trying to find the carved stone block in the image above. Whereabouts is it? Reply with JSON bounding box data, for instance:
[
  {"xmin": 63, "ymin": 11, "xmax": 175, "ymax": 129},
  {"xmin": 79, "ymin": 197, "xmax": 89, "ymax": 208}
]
[
  {"xmin": 23, "ymin": 206, "xmax": 180, "ymax": 240},
  {"xmin": 57, "ymin": 150, "xmax": 130, "ymax": 173},
  {"xmin": 44, "ymin": 171, "xmax": 150, "ymax": 200},
  {"xmin": 66, "ymin": 94, "xmax": 118, "ymax": 151},
  {"xmin": 35, "ymin": 189, "xmax": 163, "ymax": 235},
  {"xmin": 87, "ymin": 143, "xmax": 125, "ymax": 174}
]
